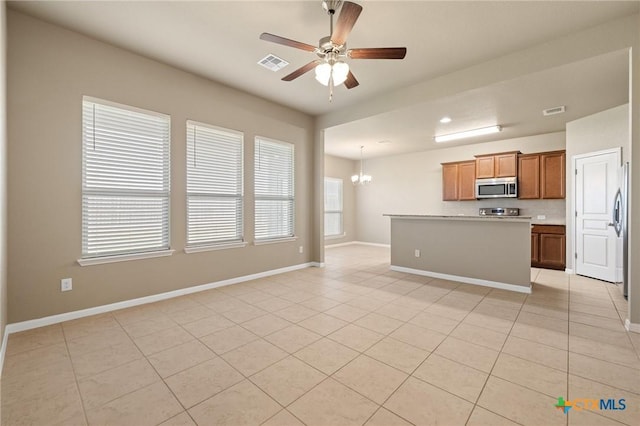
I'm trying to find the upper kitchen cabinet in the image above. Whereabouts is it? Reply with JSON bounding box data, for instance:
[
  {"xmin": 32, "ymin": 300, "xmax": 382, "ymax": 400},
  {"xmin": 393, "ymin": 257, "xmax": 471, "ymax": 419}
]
[
  {"xmin": 442, "ymin": 160, "xmax": 476, "ymax": 201},
  {"xmin": 518, "ymin": 154, "xmax": 541, "ymax": 199},
  {"xmin": 474, "ymin": 151, "xmax": 519, "ymax": 178},
  {"xmin": 541, "ymin": 151, "xmax": 566, "ymax": 199},
  {"xmin": 518, "ymin": 150, "xmax": 565, "ymax": 199}
]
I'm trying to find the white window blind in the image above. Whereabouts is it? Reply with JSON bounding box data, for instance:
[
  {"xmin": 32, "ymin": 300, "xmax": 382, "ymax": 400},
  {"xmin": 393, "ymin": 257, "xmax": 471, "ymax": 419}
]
[
  {"xmin": 254, "ymin": 137, "xmax": 295, "ymax": 240},
  {"xmin": 187, "ymin": 121, "xmax": 244, "ymax": 247},
  {"xmin": 82, "ymin": 97, "xmax": 170, "ymax": 259},
  {"xmin": 324, "ymin": 177, "xmax": 343, "ymax": 237}
]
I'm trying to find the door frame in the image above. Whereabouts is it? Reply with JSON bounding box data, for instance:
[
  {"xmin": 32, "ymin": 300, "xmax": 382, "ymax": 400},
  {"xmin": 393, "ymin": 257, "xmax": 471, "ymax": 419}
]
[{"xmin": 571, "ymin": 147, "xmax": 621, "ymax": 277}]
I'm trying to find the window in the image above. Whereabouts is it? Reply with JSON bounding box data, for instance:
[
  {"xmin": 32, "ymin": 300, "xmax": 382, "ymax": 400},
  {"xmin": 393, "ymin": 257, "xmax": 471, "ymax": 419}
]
[
  {"xmin": 186, "ymin": 121, "xmax": 244, "ymax": 248},
  {"xmin": 324, "ymin": 177, "xmax": 343, "ymax": 237},
  {"xmin": 81, "ymin": 97, "xmax": 170, "ymax": 261},
  {"xmin": 254, "ymin": 137, "xmax": 295, "ymax": 241}
]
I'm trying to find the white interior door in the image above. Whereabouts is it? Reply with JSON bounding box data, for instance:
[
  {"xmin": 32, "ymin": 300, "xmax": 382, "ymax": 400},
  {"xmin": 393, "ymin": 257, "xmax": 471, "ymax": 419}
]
[{"xmin": 575, "ymin": 149, "xmax": 620, "ymax": 282}]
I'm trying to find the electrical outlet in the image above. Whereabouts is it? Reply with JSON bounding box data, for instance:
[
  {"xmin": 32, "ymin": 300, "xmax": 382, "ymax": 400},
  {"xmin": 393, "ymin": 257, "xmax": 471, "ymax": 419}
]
[
  {"xmin": 299, "ymin": 245, "xmax": 304, "ymax": 254},
  {"xmin": 414, "ymin": 249, "xmax": 421, "ymax": 258},
  {"xmin": 537, "ymin": 215, "xmax": 546, "ymax": 220},
  {"xmin": 61, "ymin": 278, "xmax": 72, "ymax": 292}
]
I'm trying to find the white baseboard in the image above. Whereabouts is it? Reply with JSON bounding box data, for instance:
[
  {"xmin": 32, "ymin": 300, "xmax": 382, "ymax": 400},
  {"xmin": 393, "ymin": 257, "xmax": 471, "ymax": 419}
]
[
  {"xmin": 625, "ymin": 319, "xmax": 640, "ymax": 333},
  {"xmin": 390, "ymin": 265, "xmax": 532, "ymax": 294},
  {"xmin": 565, "ymin": 268, "xmax": 574, "ymax": 274},
  {"xmin": 325, "ymin": 241, "xmax": 390, "ymax": 249},
  {"xmin": 0, "ymin": 327, "xmax": 8, "ymax": 375},
  {"xmin": 324, "ymin": 241, "xmax": 357, "ymax": 248},
  {"xmin": 353, "ymin": 241, "xmax": 391, "ymax": 248},
  {"xmin": 3, "ymin": 262, "xmax": 315, "ymax": 337},
  {"xmin": 310, "ymin": 262, "xmax": 325, "ymax": 268}
]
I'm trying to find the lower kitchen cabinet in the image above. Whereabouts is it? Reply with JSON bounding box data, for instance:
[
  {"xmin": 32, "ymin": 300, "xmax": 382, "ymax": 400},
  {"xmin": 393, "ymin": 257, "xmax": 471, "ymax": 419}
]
[{"xmin": 531, "ymin": 225, "xmax": 565, "ymax": 270}]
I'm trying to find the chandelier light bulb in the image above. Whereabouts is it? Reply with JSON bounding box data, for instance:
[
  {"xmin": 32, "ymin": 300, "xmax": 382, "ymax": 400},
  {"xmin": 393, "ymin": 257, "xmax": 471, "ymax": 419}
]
[{"xmin": 352, "ymin": 145, "xmax": 372, "ymax": 185}]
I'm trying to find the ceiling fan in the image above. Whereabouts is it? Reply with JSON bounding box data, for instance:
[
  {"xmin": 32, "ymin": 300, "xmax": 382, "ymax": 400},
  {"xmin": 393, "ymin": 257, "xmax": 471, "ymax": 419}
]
[{"xmin": 259, "ymin": 0, "xmax": 407, "ymax": 100}]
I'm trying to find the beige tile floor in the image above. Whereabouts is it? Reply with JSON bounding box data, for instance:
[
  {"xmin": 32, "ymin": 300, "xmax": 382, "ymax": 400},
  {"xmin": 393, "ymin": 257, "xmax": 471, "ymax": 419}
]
[{"xmin": 2, "ymin": 245, "xmax": 639, "ymax": 425}]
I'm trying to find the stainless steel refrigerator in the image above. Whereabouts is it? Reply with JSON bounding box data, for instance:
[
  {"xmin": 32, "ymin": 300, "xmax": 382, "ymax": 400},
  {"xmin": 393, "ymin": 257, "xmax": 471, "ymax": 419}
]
[{"xmin": 612, "ymin": 162, "xmax": 629, "ymax": 298}]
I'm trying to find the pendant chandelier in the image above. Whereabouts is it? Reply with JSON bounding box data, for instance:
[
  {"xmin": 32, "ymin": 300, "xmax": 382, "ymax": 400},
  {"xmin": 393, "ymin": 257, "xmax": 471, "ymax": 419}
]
[{"xmin": 351, "ymin": 145, "xmax": 372, "ymax": 185}]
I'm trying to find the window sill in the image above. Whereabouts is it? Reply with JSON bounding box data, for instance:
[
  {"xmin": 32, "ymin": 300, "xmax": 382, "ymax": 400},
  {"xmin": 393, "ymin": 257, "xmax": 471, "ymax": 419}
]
[
  {"xmin": 184, "ymin": 241, "xmax": 248, "ymax": 254},
  {"xmin": 77, "ymin": 249, "xmax": 175, "ymax": 266},
  {"xmin": 254, "ymin": 236, "xmax": 298, "ymax": 246},
  {"xmin": 325, "ymin": 233, "xmax": 346, "ymax": 240}
]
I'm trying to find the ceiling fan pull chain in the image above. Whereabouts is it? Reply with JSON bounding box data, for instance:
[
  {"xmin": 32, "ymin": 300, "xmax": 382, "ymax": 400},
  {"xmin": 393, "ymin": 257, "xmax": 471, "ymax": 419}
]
[{"xmin": 329, "ymin": 74, "xmax": 334, "ymax": 102}]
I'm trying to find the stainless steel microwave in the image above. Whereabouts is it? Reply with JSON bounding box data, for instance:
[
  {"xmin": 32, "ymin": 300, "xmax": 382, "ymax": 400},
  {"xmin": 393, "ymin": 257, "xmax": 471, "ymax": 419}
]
[{"xmin": 475, "ymin": 177, "xmax": 517, "ymax": 199}]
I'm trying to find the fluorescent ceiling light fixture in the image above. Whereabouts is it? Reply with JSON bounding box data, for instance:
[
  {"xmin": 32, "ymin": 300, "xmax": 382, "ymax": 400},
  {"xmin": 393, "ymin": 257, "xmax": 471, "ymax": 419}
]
[
  {"xmin": 439, "ymin": 116, "xmax": 452, "ymax": 124},
  {"xmin": 434, "ymin": 125, "xmax": 502, "ymax": 143}
]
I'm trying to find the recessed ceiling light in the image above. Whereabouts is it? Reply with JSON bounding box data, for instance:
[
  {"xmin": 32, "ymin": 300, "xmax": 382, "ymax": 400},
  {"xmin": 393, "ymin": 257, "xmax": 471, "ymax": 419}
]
[
  {"xmin": 439, "ymin": 116, "xmax": 452, "ymax": 124},
  {"xmin": 434, "ymin": 125, "xmax": 502, "ymax": 143}
]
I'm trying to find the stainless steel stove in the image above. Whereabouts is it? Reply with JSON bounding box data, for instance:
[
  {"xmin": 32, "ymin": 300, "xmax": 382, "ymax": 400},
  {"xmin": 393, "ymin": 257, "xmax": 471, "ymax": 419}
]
[{"xmin": 479, "ymin": 207, "xmax": 520, "ymax": 216}]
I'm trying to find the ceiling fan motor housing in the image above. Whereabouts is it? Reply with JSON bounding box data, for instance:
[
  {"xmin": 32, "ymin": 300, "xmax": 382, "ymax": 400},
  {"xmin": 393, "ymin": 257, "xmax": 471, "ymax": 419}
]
[{"xmin": 318, "ymin": 35, "xmax": 346, "ymax": 57}]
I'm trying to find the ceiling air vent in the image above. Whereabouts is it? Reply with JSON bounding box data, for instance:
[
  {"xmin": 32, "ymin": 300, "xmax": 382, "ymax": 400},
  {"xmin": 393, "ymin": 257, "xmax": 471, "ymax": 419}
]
[
  {"xmin": 543, "ymin": 106, "xmax": 566, "ymax": 116},
  {"xmin": 258, "ymin": 54, "xmax": 289, "ymax": 72}
]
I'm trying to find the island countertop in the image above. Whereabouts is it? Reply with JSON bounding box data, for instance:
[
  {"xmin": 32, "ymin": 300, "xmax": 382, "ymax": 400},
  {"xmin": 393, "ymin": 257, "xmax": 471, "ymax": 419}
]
[{"xmin": 384, "ymin": 214, "xmax": 532, "ymax": 223}]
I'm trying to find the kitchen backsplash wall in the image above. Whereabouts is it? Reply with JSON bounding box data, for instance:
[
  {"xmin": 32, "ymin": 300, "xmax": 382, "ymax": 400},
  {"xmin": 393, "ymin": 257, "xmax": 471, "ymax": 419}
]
[{"xmin": 441, "ymin": 199, "xmax": 566, "ymax": 224}]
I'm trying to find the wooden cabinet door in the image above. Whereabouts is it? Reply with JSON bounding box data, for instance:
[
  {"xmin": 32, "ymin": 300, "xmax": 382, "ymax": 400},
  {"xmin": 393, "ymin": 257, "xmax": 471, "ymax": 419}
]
[
  {"xmin": 518, "ymin": 155, "xmax": 540, "ymax": 199},
  {"xmin": 457, "ymin": 161, "xmax": 476, "ymax": 200},
  {"xmin": 495, "ymin": 153, "xmax": 517, "ymax": 177},
  {"xmin": 539, "ymin": 233, "xmax": 566, "ymax": 269},
  {"xmin": 531, "ymin": 233, "xmax": 539, "ymax": 264},
  {"xmin": 541, "ymin": 151, "xmax": 566, "ymax": 199},
  {"xmin": 442, "ymin": 163, "xmax": 459, "ymax": 201},
  {"xmin": 475, "ymin": 156, "xmax": 495, "ymax": 179}
]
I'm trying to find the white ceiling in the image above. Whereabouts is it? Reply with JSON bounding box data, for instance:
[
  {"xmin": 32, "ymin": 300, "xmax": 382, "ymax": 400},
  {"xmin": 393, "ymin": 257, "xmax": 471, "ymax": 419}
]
[
  {"xmin": 325, "ymin": 49, "xmax": 630, "ymax": 159},
  {"xmin": 8, "ymin": 1, "xmax": 638, "ymax": 159}
]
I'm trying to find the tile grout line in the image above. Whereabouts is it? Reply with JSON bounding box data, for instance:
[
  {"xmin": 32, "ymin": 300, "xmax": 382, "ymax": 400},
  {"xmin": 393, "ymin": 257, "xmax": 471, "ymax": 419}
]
[
  {"xmin": 59, "ymin": 323, "xmax": 92, "ymax": 426},
  {"xmin": 462, "ymin": 282, "xmax": 532, "ymax": 426}
]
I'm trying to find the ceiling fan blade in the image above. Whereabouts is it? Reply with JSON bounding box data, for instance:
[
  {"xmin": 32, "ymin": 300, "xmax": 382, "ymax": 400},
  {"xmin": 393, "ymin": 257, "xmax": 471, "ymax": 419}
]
[
  {"xmin": 349, "ymin": 47, "xmax": 407, "ymax": 60},
  {"xmin": 331, "ymin": 1, "xmax": 363, "ymax": 46},
  {"xmin": 282, "ymin": 60, "xmax": 322, "ymax": 81},
  {"xmin": 344, "ymin": 71, "xmax": 359, "ymax": 89},
  {"xmin": 259, "ymin": 32, "xmax": 317, "ymax": 52}
]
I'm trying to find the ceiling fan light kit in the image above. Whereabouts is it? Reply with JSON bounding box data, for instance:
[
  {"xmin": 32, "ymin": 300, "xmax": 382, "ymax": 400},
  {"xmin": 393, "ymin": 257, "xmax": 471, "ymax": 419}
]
[
  {"xmin": 315, "ymin": 60, "xmax": 349, "ymax": 86},
  {"xmin": 259, "ymin": 0, "xmax": 407, "ymax": 100}
]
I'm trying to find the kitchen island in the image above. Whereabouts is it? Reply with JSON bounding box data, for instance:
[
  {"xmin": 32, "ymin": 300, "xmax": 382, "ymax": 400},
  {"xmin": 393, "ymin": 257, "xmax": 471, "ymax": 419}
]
[{"xmin": 385, "ymin": 214, "xmax": 532, "ymax": 293}]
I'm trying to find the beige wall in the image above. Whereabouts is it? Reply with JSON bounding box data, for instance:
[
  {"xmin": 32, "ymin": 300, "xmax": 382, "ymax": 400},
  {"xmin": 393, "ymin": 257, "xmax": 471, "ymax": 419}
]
[
  {"xmin": 6, "ymin": 11, "xmax": 315, "ymax": 323},
  {"xmin": 324, "ymin": 154, "xmax": 356, "ymax": 245},
  {"xmin": 1, "ymin": 1, "xmax": 7, "ymax": 345},
  {"xmin": 566, "ymin": 104, "xmax": 630, "ymax": 271},
  {"xmin": 356, "ymin": 132, "xmax": 566, "ymax": 244}
]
